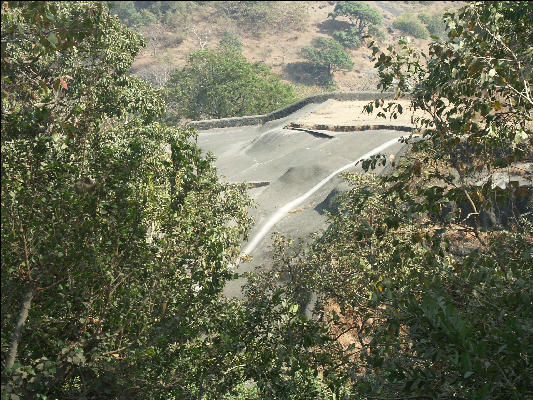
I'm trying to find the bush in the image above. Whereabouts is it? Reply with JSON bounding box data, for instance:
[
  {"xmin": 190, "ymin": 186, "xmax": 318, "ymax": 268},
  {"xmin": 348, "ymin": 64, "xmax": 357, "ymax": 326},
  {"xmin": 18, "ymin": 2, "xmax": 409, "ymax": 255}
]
[
  {"xmin": 368, "ymin": 25, "xmax": 386, "ymax": 41},
  {"xmin": 111, "ymin": 1, "xmax": 199, "ymax": 28},
  {"xmin": 332, "ymin": 27, "xmax": 362, "ymax": 49},
  {"xmin": 393, "ymin": 13, "xmax": 430, "ymax": 39},
  {"xmin": 215, "ymin": 1, "xmax": 308, "ymax": 34},
  {"xmin": 219, "ymin": 31, "xmax": 243, "ymax": 53},
  {"xmin": 418, "ymin": 11, "xmax": 447, "ymax": 38}
]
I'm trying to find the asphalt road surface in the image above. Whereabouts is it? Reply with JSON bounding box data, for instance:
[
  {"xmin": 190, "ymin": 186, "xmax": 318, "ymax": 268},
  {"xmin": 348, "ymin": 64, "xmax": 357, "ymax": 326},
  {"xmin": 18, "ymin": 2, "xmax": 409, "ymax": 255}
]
[{"xmin": 196, "ymin": 102, "xmax": 408, "ymax": 298}]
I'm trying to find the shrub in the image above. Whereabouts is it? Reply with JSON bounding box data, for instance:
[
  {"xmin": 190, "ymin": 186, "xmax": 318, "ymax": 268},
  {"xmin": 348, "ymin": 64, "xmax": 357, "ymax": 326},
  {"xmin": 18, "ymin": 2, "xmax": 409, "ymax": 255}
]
[
  {"xmin": 332, "ymin": 28, "xmax": 362, "ymax": 49},
  {"xmin": 393, "ymin": 13, "xmax": 430, "ymax": 39},
  {"xmin": 215, "ymin": 1, "xmax": 308, "ymax": 34},
  {"xmin": 368, "ymin": 25, "xmax": 386, "ymax": 41},
  {"xmin": 418, "ymin": 11, "xmax": 447, "ymax": 38},
  {"xmin": 219, "ymin": 31, "xmax": 243, "ymax": 53}
]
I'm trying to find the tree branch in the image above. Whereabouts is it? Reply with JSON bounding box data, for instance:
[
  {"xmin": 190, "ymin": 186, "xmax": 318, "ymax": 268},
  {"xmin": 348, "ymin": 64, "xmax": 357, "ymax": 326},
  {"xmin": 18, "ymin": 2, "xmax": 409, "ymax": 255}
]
[{"xmin": 5, "ymin": 287, "xmax": 34, "ymax": 369}]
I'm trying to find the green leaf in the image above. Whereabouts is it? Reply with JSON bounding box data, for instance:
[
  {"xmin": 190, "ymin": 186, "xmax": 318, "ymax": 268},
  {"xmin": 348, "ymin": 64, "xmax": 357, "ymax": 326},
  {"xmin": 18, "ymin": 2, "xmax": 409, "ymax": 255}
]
[{"xmin": 47, "ymin": 32, "xmax": 58, "ymax": 47}]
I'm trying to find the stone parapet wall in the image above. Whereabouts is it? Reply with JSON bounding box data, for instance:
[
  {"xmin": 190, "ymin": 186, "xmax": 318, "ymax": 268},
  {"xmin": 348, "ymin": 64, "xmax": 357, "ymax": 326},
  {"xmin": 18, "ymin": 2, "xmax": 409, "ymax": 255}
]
[{"xmin": 187, "ymin": 91, "xmax": 395, "ymax": 130}]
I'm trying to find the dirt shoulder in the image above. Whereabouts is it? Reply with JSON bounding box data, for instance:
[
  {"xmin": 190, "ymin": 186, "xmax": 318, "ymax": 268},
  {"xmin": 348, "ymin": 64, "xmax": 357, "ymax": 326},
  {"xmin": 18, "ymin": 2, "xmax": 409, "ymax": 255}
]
[{"xmin": 295, "ymin": 99, "xmax": 428, "ymax": 128}]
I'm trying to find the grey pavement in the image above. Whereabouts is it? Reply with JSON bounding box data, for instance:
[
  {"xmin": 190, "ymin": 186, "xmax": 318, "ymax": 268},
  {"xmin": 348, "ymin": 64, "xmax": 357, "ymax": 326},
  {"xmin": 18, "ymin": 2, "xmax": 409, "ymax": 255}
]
[{"xmin": 195, "ymin": 102, "xmax": 408, "ymax": 298}]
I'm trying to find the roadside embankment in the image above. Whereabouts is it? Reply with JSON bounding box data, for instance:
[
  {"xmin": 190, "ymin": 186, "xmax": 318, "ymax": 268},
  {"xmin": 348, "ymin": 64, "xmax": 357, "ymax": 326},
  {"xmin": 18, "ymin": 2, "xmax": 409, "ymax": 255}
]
[{"xmin": 187, "ymin": 91, "xmax": 395, "ymax": 130}]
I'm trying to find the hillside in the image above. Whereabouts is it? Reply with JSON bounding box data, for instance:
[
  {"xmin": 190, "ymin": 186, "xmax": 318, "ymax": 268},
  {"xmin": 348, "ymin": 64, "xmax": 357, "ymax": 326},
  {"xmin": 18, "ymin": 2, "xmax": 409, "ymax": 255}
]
[{"xmin": 126, "ymin": 1, "xmax": 462, "ymax": 95}]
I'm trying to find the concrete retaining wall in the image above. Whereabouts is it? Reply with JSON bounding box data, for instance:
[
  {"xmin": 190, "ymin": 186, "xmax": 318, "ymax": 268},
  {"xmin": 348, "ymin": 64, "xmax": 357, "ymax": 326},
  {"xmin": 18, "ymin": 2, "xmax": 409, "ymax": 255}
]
[
  {"xmin": 287, "ymin": 122, "xmax": 413, "ymax": 133},
  {"xmin": 187, "ymin": 91, "xmax": 395, "ymax": 130}
]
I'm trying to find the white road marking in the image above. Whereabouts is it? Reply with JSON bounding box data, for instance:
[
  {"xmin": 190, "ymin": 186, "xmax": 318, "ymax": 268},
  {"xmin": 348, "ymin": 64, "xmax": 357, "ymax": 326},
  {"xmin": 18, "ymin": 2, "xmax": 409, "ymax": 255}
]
[{"xmin": 236, "ymin": 136, "xmax": 402, "ymax": 264}]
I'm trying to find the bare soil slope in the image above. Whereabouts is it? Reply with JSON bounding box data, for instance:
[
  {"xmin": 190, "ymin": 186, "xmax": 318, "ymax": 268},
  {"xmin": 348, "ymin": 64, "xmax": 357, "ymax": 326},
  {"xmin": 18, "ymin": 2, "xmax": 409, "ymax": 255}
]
[
  {"xmin": 295, "ymin": 99, "xmax": 428, "ymax": 127},
  {"xmin": 131, "ymin": 1, "xmax": 461, "ymax": 92}
]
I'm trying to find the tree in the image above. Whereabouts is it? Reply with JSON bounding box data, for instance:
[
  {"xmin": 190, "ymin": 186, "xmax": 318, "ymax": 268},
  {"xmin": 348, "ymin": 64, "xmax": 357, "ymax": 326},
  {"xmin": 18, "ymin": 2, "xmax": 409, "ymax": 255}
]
[
  {"xmin": 362, "ymin": 0, "xmax": 532, "ymax": 396},
  {"xmin": 251, "ymin": 1, "xmax": 532, "ymax": 398},
  {"xmin": 134, "ymin": 57, "xmax": 175, "ymax": 89},
  {"xmin": 110, "ymin": 1, "xmax": 193, "ymax": 28},
  {"xmin": 164, "ymin": 49, "xmax": 297, "ymax": 120},
  {"xmin": 329, "ymin": 1, "xmax": 383, "ymax": 36},
  {"xmin": 109, "ymin": 1, "xmax": 144, "ymax": 27},
  {"xmin": 301, "ymin": 37, "xmax": 355, "ymax": 77},
  {"xmin": 1, "ymin": 2, "xmax": 255, "ymax": 398},
  {"xmin": 2, "ymin": 4, "xmax": 331, "ymax": 399},
  {"xmin": 328, "ymin": 2, "xmax": 384, "ymax": 49},
  {"xmin": 139, "ymin": 22, "xmax": 166, "ymax": 57}
]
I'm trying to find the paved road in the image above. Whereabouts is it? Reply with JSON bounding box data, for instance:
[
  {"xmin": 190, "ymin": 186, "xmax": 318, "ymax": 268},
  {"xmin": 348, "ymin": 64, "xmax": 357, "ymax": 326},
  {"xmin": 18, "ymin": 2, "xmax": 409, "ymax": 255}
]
[{"xmin": 196, "ymin": 102, "xmax": 407, "ymax": 298}]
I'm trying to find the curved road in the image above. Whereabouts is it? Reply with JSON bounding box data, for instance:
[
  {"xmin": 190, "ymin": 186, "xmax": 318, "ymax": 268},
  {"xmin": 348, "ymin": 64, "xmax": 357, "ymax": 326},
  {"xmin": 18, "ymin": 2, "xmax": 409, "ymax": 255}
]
[{"xmin": 196, "ymin": 101, "xmax": 408, "ymax": 298}]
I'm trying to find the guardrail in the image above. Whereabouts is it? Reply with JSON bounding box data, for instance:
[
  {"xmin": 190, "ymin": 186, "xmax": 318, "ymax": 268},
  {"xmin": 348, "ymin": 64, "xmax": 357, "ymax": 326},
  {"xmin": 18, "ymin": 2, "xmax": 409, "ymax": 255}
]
[{"xmin": 186, "ymin": 91, "xmax": 395, "ymax": 130}]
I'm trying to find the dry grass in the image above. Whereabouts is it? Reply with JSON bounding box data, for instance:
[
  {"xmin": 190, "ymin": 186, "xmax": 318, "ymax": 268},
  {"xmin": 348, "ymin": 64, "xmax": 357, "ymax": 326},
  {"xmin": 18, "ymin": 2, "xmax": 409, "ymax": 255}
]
[{"xmin": 131, "ymin": 1, "xmax": 462, "ymax": 92}]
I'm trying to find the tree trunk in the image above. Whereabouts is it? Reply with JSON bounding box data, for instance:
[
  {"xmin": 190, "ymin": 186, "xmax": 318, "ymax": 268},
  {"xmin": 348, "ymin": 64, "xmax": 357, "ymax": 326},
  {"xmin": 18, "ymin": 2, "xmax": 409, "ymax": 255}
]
[{"xmin": 5, "ymin": 287, "xmax": 34, "ymax": 369}]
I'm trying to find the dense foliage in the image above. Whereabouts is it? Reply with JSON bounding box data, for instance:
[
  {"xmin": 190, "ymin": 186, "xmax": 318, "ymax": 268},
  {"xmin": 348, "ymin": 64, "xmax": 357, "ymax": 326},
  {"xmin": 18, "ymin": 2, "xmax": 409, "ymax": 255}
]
[
  {"xmin": 2, "ymin": 1, "xmax": 531, "ymax": 399},
  {"xmin": 251, "ymin": 1, "xmax": 532, "ymax": 398},
  {"xmin": 218, "ymin": 31, "xmax": 243, "ymax": 54},
  {"xmin": 393, "ymin": 11, "xmax": 446, "ymax": 40},
  {"xmin": 329, "ymin": 1, "xmax": 383, "ymax": 35},
  {"xmin": 331, "ymin": 27, "xmax": 362, "ymax": 50},
  {"xmin": 329, "ymin": 1, "xmax": 383, "ymax": 49},
  {"xmin": 0, "ymin": 1, "xmax": 252, "ymax": 398},
  {"xmin": 1, "ymin": 3, "xmax": 330, "ymax": 399},
  {"xmin": 164, "ymin": 49, "xmax": 297, "ymax": 121},
  {"xmin": 393, "ymin": 13, "xmax": 431, "ymax": 39},
  {"xmin": 417, "ymin": 11, "xmax": 447, "ymax": 38},
  {"xmin": 301, "ymin": 37, "xmax": 355, "ymax": 80},
  {"xmin": 109, "ymin": 1, "xmax": 198, "ymax": 28}
]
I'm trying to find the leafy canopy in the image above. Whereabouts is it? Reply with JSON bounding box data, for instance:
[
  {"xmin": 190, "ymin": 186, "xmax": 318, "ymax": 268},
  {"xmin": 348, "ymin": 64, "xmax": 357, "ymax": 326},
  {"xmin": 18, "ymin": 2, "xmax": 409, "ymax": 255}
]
[
  {"xmin": 110, "ymin": 1, "xmax": 197, "ymax": 28},
  {"xmin": 250, "ymin": 1, "xmax": 532, "ymax": 398},
  {"xmin": 301, "ymin": 37, "xmax": 355, "ymax": 77},
  {"xmin": 392, "ymin": 13, "xmax": 430, "ymax": 39},
  {"xmin": 369, "ymin": 0, "xmax": 532, "ymax": 396},
  {"xmin": 328, "ymin": 1, "xmax": 383, "ymax": 49},
  {"xmin": 329, "ymin": 1, "xmax": 383, "ymax": 35},
  {"xmin": 165, "ymin": 49, "xmax": 297, "ymax": 121},
  {"xmin": 2, "ymin": 4, "xmax": 331, "ymax": 397},
  {"xmin": 218, "ymin": 31, "xmax": 243, "ymax": 53},
  {"xmin": 0, "ymin": 2, "xmax": 261, "ymax": 398}
]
